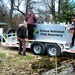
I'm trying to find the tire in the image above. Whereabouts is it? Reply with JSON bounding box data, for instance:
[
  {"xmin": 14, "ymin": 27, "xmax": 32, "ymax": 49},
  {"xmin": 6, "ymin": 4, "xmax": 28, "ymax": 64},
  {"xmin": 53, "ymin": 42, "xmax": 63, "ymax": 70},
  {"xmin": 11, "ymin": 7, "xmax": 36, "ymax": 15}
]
[
  {"xmin": 31, "ymin": 42, "xmax": 45, "ymax": 55},
  {"xmin": 46, "ymin": 44, "xmax": 61, "ymax": 56}
]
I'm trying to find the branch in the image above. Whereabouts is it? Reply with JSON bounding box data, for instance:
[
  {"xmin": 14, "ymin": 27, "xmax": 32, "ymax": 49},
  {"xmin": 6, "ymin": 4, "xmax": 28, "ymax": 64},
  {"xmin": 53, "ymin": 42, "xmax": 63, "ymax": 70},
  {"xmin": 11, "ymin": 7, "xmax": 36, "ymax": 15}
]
[
  {"xmin": 18, "ymin": 9, "xmax": 26, "ymax": 16},
  {"xmin": 13, "ymin": 0, "xmax": 22, "ymax": 9},
  {"xmin": 43, "ymin": 0, "xmax": 52, "ymax": 9},
  {"xmin": 0, "ymin": 10, "xmax": 5, "ymax": 16},
  {"xmin": 14, "ymin": 8, "xmax": 26, "ymax": 16}
]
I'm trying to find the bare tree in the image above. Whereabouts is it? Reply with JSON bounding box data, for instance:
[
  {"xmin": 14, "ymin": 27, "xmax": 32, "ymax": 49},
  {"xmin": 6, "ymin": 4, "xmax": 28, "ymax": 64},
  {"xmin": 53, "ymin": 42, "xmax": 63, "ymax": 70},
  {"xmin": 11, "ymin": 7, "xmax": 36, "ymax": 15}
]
[
  {"xmin": 13, "ymin": 0, "xmax": 25, "ymax": 15},
  {"xmin": 42, "ymin": 0, "xmax": 56, "ymax": 23},
  {"xmin": 12, "ymin": 0, "xmax": 37, "ymax": 16},
  {"xmin": 57, "ymin": 0, "xmax": 63, "ymax": 20},
  {"xmin": 10, "ymin": 0, "xmax": 14, "ymax": 20},
  {"xmin": 0, "ymin": 0, "xmax": 8, "ymax": 22}
]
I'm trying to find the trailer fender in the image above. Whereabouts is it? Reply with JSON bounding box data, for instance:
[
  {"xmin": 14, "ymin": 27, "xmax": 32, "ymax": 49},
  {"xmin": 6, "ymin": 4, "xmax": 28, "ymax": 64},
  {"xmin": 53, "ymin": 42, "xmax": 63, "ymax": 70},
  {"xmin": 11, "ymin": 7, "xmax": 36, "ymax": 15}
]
[{"xmin": 31, "ymin": 42, "xmax": 45, "ymax": 55}]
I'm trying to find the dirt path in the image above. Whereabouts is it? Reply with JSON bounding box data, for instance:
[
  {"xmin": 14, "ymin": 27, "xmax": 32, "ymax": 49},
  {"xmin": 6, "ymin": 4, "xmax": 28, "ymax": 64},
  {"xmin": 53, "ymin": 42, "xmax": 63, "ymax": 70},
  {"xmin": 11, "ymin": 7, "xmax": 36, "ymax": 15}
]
[
  {"xmin": 0, "ymin": 47, "xmax": 17, "ymax": 54},
  {"xmin": 0, "ymin": 44, "xmax": 35, "ymax": 56}
]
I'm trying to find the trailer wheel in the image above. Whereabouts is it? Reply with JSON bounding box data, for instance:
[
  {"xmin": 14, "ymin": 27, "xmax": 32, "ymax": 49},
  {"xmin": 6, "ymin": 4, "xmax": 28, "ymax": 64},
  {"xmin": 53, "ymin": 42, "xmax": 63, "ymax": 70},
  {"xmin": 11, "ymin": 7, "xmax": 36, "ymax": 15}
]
[
  {"xmin": 31, "ymin": 42, "xmax": 45, "ymax": 55},
  {"xmin": 46, "ymin": 44, "xmax": 61, "ymax": 56}
]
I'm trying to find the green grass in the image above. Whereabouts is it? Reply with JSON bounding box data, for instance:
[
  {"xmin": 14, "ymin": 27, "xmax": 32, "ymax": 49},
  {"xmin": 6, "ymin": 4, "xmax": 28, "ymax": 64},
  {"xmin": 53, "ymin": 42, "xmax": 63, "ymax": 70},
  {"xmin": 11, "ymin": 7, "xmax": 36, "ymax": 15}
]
[
  {"xmin": 0, "ymin": 53, "xmax": 5, "ymax": 67},
  {"xmin": 17, "ymin": 55, "xmax": 34, "ymax": 60},
  {"xmin": 0, "ymin": 53, "xmax": 5, "ymax": 58},
  {"xmin": 25, "ymin": 55, "xmax": 34, "ymax": 60},
  {"xmin": 0, "ymin": 53, "xmax": 34, "ymax": 60}
]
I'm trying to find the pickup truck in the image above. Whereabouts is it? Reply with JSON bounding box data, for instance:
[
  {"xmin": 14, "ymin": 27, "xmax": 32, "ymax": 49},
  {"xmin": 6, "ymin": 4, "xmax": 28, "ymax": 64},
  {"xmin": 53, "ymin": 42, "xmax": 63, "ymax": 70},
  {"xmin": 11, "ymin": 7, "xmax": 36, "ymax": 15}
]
[{"xmin": 0, "ymin": 22, "xmax": 15, "ymax": 41}]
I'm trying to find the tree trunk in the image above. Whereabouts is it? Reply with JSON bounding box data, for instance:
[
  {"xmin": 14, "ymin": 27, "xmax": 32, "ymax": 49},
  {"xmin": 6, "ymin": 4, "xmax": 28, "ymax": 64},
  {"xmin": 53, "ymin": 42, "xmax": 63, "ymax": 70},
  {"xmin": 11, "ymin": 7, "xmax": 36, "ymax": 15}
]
[
  {"xmin": 51, "ymin": 0, "xmax": 56, "ymax": 23},
  {"xmin": 58, "ymin": 0, "xmax": 60, "ymax": 17},
  {"xmin": 26, "ymin": 0, "xmax": 29, "ymax": 15},
  {"xmin": 10, "ymin": 0, "xmax": 14, "ymax": 20},
  {"xmin": 10, "ymin": 0, "xmax": 14, "ymax": 27}
]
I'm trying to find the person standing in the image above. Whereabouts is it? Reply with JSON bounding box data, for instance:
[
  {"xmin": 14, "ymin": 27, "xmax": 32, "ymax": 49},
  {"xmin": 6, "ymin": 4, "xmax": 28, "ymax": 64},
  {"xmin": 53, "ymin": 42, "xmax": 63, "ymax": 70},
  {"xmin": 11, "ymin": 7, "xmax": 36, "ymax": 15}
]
[
  {"xmin": 25, "ymin": 11, "xmax": 36, "ymax": 39},
  {"xmin": 17, "ymin": 23, "xmax": 27, "ymax": 56},
  {"xmin": 69, "ymin": 16, "xmax": 75, "ymax": 47}
]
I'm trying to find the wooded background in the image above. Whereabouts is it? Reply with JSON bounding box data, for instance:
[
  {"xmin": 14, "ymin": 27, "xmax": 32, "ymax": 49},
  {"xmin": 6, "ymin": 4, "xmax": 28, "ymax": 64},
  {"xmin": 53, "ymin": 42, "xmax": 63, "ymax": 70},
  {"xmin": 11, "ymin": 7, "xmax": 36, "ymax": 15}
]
[{"xmin": 0, "ymin": 0, "xmax": 75, "ymax": 31}]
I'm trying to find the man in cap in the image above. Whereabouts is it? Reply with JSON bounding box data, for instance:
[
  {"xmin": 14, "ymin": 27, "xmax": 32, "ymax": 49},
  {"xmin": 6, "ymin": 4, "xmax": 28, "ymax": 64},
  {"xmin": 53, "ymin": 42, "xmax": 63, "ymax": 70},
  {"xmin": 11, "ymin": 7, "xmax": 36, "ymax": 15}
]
[{"xmin": 17, "ymin": 23, "xmax": 27, "ymax": 55}]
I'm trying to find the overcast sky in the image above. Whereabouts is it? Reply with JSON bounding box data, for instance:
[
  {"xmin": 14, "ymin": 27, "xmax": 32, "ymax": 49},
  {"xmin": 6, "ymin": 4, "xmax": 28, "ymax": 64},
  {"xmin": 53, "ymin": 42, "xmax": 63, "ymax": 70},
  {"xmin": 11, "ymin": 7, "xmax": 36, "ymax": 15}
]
[{"xmin": 4, "ymin": 0, "xmax": 58, "ymax": 12}]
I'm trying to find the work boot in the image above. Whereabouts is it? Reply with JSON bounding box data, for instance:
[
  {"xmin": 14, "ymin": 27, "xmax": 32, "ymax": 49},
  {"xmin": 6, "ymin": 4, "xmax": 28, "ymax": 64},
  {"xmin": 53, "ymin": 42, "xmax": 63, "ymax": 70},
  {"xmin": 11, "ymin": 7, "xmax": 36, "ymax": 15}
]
[
  {"xmin": 18, "ymin": 52, "xmax": 22, "ymax": 55},
  {"xmin": 22, "ymin": 53, "xmax": 26, "ymax": 56}
]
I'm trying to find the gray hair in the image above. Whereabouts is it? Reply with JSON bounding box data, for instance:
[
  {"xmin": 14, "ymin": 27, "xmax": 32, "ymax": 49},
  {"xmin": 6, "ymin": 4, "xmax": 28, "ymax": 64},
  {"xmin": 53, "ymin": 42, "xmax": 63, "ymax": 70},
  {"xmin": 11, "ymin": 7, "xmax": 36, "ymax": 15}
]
[{"xmin": 19, "ymin": 24, "xmax": 23, "ymax": 27}]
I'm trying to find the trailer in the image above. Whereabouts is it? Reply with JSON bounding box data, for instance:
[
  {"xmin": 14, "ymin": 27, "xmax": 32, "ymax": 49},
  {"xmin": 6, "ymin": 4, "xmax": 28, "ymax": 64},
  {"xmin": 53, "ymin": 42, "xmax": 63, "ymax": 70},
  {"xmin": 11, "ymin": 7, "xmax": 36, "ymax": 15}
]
[{"xmin": 1, "ymin": 24, "xmax": 75, "ymax": 56}]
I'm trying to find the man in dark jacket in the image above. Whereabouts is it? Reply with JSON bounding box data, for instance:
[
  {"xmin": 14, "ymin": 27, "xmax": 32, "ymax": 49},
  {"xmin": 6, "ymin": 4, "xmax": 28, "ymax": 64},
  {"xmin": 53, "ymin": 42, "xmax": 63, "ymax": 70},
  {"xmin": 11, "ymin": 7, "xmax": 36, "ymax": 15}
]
[
  {"xmin": 25, "ymin": 11, "xmax": 36, "ymax": 39},
  {"xmin": 17, "ymin": 24, "xmax": 27, "ymax": 55},
  {"xmin": 70, "ymin": 16, "xmax": 75, "ymax": 47}
]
